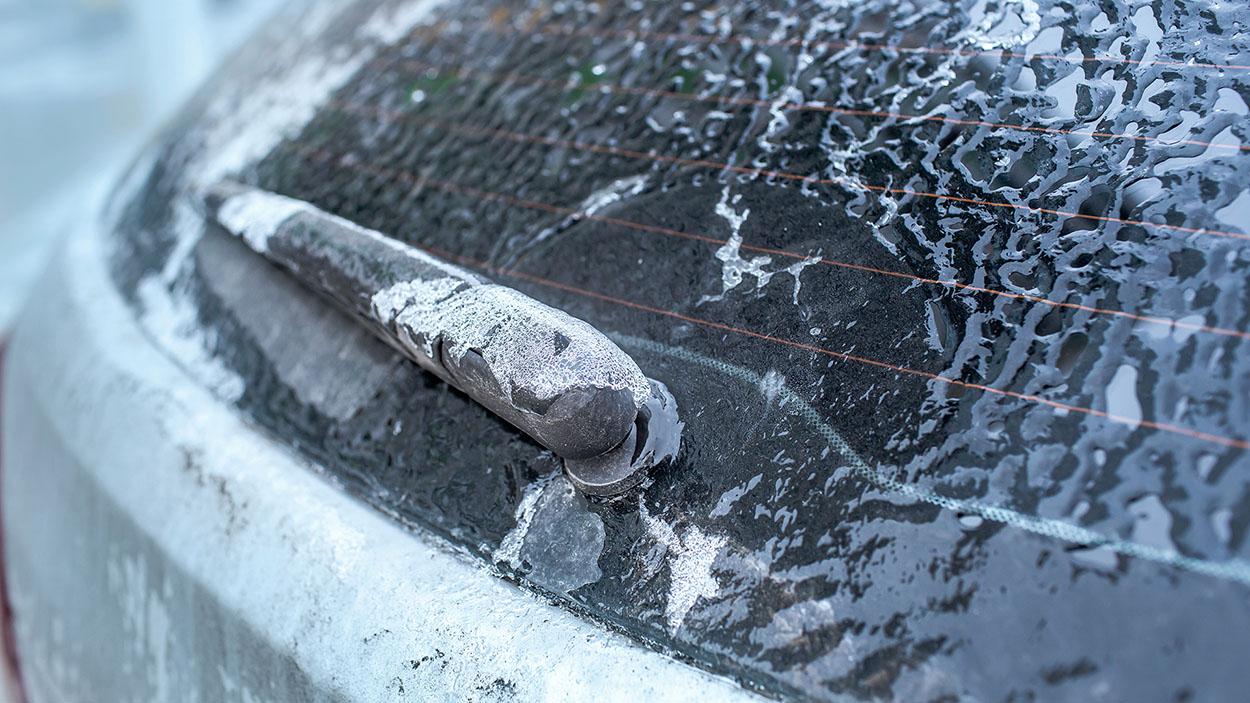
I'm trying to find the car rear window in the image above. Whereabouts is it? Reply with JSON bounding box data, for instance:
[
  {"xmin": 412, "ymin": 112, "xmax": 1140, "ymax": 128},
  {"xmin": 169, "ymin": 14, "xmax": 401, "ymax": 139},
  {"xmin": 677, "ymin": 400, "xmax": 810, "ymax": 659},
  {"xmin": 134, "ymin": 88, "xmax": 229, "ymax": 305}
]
[{"xmin": 111, "ymin": 0, "xmax": 1250, "ymax": 699}]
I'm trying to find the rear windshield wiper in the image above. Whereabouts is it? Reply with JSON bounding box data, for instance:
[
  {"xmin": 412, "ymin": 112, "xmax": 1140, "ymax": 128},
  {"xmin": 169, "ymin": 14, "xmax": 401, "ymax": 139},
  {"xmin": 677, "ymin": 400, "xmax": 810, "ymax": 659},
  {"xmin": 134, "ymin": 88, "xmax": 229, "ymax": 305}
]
[{"xmin": 203, "ymin": 181, "xmax": 680, "ymax": 495}]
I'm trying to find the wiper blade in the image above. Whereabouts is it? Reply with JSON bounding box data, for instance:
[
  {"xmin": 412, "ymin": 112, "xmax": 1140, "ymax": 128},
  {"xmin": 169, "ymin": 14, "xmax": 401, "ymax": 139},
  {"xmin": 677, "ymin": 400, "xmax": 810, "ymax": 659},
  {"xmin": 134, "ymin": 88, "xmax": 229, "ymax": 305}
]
[{"xmin": 203, "ymin": 181, "xmax": 679, "ymax": 495}]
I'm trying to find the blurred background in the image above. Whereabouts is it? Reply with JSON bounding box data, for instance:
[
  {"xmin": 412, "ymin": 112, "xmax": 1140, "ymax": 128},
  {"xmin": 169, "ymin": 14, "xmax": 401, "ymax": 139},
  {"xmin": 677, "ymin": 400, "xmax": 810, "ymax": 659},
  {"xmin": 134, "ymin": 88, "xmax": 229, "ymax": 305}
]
[{"xmin": 0, "ymin": 0, "xmax": 285, "ymax": 332}]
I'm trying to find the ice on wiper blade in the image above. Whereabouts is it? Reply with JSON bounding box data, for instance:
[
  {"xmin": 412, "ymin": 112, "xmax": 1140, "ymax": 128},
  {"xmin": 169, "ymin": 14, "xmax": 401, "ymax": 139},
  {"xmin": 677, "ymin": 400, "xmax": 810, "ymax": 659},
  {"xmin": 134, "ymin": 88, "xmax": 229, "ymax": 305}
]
[{"xmin": 203, "ymin": 181, "xmax": 680, "ymax": 495}]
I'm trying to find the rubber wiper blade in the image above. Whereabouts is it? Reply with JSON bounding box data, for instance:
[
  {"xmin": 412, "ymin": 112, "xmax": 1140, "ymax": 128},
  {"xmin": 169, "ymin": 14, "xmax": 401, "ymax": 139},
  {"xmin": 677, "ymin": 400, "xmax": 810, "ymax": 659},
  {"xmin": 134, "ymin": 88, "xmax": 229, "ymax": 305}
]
[{"xmin": 202, "ymin": 181, "xmax": 679, "ymax": 495}]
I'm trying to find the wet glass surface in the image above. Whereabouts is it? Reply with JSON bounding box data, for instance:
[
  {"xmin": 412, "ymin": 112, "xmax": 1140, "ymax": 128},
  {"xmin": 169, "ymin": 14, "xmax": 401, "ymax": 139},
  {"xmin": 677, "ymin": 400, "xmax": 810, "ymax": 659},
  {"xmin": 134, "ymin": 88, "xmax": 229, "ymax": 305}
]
[{"xmin": 111, "ymin": 0, "xmax": 1250, "ymax": 699}]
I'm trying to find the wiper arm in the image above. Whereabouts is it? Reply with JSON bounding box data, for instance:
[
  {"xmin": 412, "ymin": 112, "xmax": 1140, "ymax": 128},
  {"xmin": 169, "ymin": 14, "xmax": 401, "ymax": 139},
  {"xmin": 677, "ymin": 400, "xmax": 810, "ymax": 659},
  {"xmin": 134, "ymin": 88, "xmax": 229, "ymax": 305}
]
[{"xmin": 203, "ymin": 181, "xmax": 679, "ymax": 495}]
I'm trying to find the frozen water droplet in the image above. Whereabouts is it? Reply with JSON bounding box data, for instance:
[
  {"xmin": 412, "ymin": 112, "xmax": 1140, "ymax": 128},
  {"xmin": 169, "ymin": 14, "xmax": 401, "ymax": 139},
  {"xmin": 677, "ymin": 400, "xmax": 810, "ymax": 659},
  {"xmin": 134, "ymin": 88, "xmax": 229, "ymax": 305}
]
[{"xmin": 1105, "ymin": 365, "xmax": 1141, "ymax": 429}]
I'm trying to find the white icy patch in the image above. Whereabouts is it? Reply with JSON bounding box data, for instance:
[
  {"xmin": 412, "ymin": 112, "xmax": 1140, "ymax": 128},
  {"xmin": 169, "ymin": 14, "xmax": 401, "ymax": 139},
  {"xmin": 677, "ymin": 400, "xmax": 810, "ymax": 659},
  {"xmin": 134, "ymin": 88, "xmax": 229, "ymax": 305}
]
[
  {"xmin": 359, "ymin": 0, "xmax": 446, "ymax": 44},
  {"xmin": 216, "ymin": 189, "xmax": 313, "ymax": 253},
  {"xmin": 759, "ymin": 369, "xmax": 787, "ymax": 405},
  {"xmin": 1128, "ymin": 495, "xmax": 1177, "ymax": 554},
  {"xmin": 709, "ymin": 473, "xmax": 764, "ymax": 518},
  {"xmin": 758, "ymin": 78, "xmax": 807, "ymax": 156},
  {"xmin": 1216, "ymin": 189, "xmax": 1250, "ymax": 230},
  {"xmin": 158, "ymin": 201, "xmax": 211, "ymax": 285},
  {"xmin": 373, "ymin": 280, "xmax": 651, "ymax": 406},
  {"xmin": 961, "ymin": 0, "xmax": 1041, "ymax": 49},
  {"xmin": 371, "ymin": 278, "xmax": 465, "ymax": 326},
  {"xmin": 495, "ymin": 479, "xmax": 550, "ymax": 568},
  {"xmin": 703, "ymin": 186, "xmax": 819, "ymax": 305},
  {"xmin": 580, "ymin": 174, "xmax": 649, "ymax": 214},
  {"xmin": 518, "ymin": 174, "xmax": 649, "ymax": 256},
  {"xmin": 641, "ymin": 504, "xmax": 726, "ymax": 633},
  {"xmin": 1106, "ymin": 364, "xmax": 1141, "ymax": 428},
  {"xmin": 495, "ymin": 479, "xmax": 605, "ymax": 594},
  {"xmin": 749, "ymin": 599, "xmax": 839, "ymax": 651},
  {"xmin": 137, "ymin": 276, "xmax": 245, "ymax": 402},
  {"xmin": 1212, "ymin": 508, "xmax": 1233, "ymax": 547}
]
